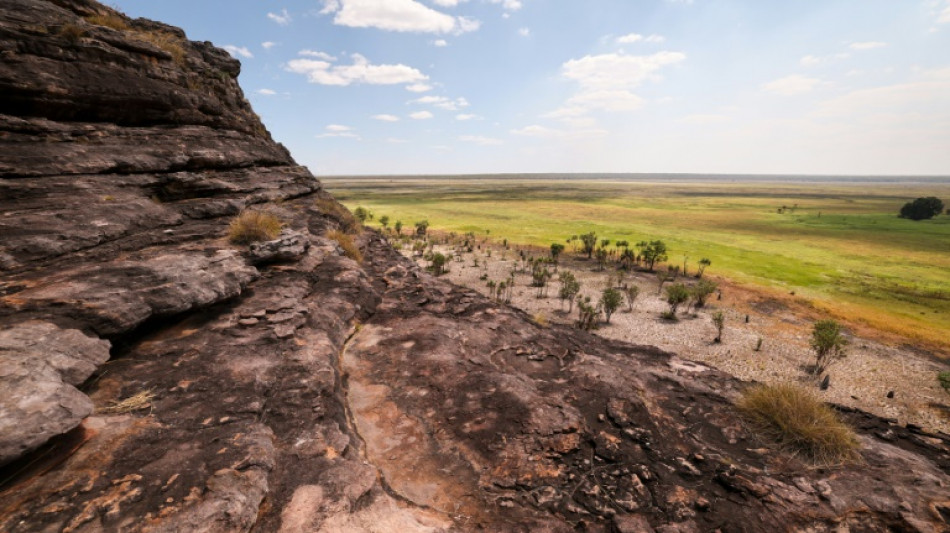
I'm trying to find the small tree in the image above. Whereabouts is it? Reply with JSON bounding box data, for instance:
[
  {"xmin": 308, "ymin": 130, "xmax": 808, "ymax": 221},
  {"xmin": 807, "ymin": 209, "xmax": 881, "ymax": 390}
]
[
  {"xmin": 810, "ymin": 320, "xmax": 848, "ymax": 376},
  {"xmin": 379, "ymin": 215, "xmax": 390, "ymax": 229},
  {"xmin": 580, "ymin": 232, "xmax": 598, "ymax": 258},
  {"xmin": 697, "ymin": 258, "xmax": 711, "ymax": 278},
  {"xmin": 600, "ymin": 287, "xmax": 623, "ymax": 323},
  {"xmin": 665, "ymin": 283, "xmax": 690, "ymax": 317},
  {"xmin": 640, "ymin": 240, "xmax": 668, "ymax": 271},
  {"xmin": 558, "ymin": 271, "xmax": 581, "ymax": 312},
  {"xmin": 394, "ymin": 220, "xmax": 403, "ymax": 236},
  {"xmin": 576, "ymin": 296, "xmax": 599, "ymax": 331},
  {"xmin": 550, "ymin": 243, "xmax": 565, "ymax": 269},
  {"xmin": 899, "ymin": 197, "xmax": 944, "ymax": 221},
  {"xmin": 690, "ymin": 279, "xmax": 718, "ymax": 309},
  {"xmin": 353, "ymin": 206, "xmax": 371, "ymax": 224},
  {"xmin": 711, "ymin": 311, "xmax": 725, "ymax": 343},
  {"xmin": 595, "ymin": 248, "xmax": 609, "ymax": 271},
  {"xmin": 531, "ymin": 263, "xmax": 552, "ymax": 298},
  {"xmin": 656, "ymin": 269, "xmax": 674, "ymax": 295},
  {"xmin": 623, "ymin": 284, "xmax": 640, "ymax": 311},
  {"xmin": 414, "ymin": 220, "xmax": 430, "ymax": 238},
  {"xmin": 430, "ymin": 253, "xmax": 447, "ymax": 276}
]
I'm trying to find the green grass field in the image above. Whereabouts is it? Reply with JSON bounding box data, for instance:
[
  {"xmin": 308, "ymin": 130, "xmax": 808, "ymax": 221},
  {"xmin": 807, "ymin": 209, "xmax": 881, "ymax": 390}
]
[{"xmin": 324, "ymin": 176, "xmax": 950, "ymax": 354}]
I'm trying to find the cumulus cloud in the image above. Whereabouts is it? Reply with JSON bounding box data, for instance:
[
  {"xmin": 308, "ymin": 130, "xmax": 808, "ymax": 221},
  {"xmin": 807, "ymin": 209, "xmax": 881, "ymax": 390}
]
[
  {"xmin": 459, "ymin": 135, "xmax": 503, "ymax": 145},
  {"xmin": 223, "ymin": 45, "xmax": 253, "ymax": 59},
  {"xmin": 941, "ymin": 1, "xmax": 950, "ymax": 23},
  {"xmin": 410, "ymin": 111, "xmax": 434, "ymax": 119},
  {"xmin": 256, "ymin": 88, "xmax": 276, "ymax": 96},
  {"xmin": 518, "ymin": 27, "xmax": 530, "ymax": 37},
  {"xmin": 372, "ymin": 114, "xmax": 400, "ymax": 121},
  {"xmin": 616, "ymin": 33, "xmax": 642, "ymax": 44},
  {"xmin": 849, "ymin": 41, "xmax": 887, "ymax": 50},
  {"xmin": 317, "ymin": 124, "xmax": 360, "ymax": 139},
  {"xmin": 319, "ymin": 0, "xmax": 480, "ymax": 34},
  {"xmin": 267, "ymin": 9, "xmax": 292, "ymax": 25},
  {"xmin": 455, "ymin": 113, "xmax": 479, "ymax": 120},
  {"xmin": 406, "ymin": 83, "xmax": 434, "ymax": 92},
  {"xmin": 262, "ymin": 41, "xmax": 277, "ymax": 50},
  {"xmin": 762, "ymin": 74, "xmax": 822, "ymax": 95},
  {"xmin": 800, "ymin": 52, "xmax": 850, "ymax": 67},
  {"xmin": 432, "ymin": 39, "xmax": 448, "ymax": 47},
  {"xmin": 488, "ymin": 0, "xmax": 522, "ymax": 11},
  {"xmin": 545, "ymin": 51, "xmax": 685, "ymax": 118},
  {"xmin": 299, "ymin": 50, "xmax": 337, "ymax": 61},
  {"xmin": 644, "ymin": 34, "xmax": 666, "ymax": 43},
  {"xmin": 411, "ymin": 95, "xmax": 469, "ymax": 110},
  {"xmin": 286, "ymin": 53, "xmax": 428, "ymax": 86}
]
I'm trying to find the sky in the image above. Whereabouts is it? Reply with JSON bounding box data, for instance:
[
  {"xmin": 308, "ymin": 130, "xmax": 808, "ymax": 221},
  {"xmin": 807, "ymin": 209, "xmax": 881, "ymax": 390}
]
[{"xmin": 109, "ymin": 0, "xmax": 950, "ymax": 176}]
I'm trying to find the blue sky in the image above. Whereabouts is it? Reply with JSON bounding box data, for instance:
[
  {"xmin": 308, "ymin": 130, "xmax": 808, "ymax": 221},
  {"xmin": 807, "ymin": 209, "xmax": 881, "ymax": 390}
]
[{"xmin": 110, "ymin": 0, "xmax": 950, "ymax": 176}]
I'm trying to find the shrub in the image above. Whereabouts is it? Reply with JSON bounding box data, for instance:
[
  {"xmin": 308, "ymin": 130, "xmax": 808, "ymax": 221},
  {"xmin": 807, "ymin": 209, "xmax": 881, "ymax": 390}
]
[
  {"xmin": 691, "ymin": 279, "xmax": 718, "ymax": 308},
  {"xmin": 665, "ymin": 283, "xmax": 690, "ymax": 317},
  {"xmin": 810, "ymin": 319, "xmax": 848, "ymax": 375},
  {"xmin": 558, "ymin": 271, "xmax": 581, "ymax": 312},
  {"xmin": 327, "ymin": 230, "xmax": 362, "ymax": 263},
  {"xmin": 899, "ymin": 197, "xmax": 944, "ymax": 221},
  {"xmin": 939, "ymin": 371, "xmax": 950, "ymax": 392},
  {"xmin": 228, "ymin": 210, "xmax": 281, "ymax": 244},
  {"xmin": 737, "ymin": 383, "xmax": 860, "ymax": 464},
  {"xmin": 712, "ymin": 311, "xmax": 725, "ymax": 343},
  {"xmin": 600, "ymin": 287, "xmax": 623, "ymax": 323},
  {"xmin": 623, "ymin": 284, "xmax": 639, "ymax": 311}
]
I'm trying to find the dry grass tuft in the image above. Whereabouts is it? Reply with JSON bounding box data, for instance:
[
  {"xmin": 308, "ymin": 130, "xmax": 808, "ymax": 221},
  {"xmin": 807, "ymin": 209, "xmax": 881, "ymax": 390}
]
[
  {"xmin": 327, "ymin": 230, "xmax": 363, "ymax": 263},
  {"xmin": 228, "ymin": 210, "xmax": 282, "ymax": 244},
  {"xmin": 134, "ymin": 30, "xmax": 186, "ymax": 65},
  {"xmin": 57, "ymin": 23, "xmax": 87, "ymax": 43},
  {"xmin": 532, "ymin": 312, "xmax": 549, "ymax": 327},
  {"xmin": 98, "ymin": 390, "xmax": 155, "ymax": 414},
  {"xmin": 315, "ymin": 197, "xmax": 359, "ymax": 233},
  {"xmin": 737, "ymin": 383, "xmax": 860, "ymax": 465},
  {"xmin": 85, "ymin": 13, "xmax": 129, "ymax": 31}
]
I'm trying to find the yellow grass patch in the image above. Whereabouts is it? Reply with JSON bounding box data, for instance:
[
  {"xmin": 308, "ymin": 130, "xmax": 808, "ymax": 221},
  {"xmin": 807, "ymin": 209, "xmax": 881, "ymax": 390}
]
[
  {"xmin": 228, "ymin": 210, "xmax": 282, "ymax": 244},
  {"xmin": 327, "ymin": 230, "xmax": 363, "ymax": 263}
]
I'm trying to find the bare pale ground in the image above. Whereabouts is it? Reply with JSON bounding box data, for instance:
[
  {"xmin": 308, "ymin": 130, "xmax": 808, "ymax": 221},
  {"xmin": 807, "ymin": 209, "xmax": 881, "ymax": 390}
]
[{"xmin": 402, "ymin": 243, "xmax": 950, "ymax": 435}]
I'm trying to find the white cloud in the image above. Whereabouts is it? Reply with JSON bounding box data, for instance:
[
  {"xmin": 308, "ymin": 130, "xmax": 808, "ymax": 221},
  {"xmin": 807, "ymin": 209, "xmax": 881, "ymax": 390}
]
[
  {"xmin": 680, "ymin": 114, "xmax": 731, "ymax": 125},
  {"xmin": 460, "ymin": 135, "xmax": 503, "ymax": 145},
  {"xmin": 488, "ymin": 0, "xmax": 522, "ymax": 11},
  {"xmin": 455, "ymin": 113, "xmax": 479, "ymax": 120},
  {"xmin": 386, "ymin": 137, "xmax": 410, "ymax": 143},
  {"xmin": 410, "ymin": 111, "xmax": 434, "ymax": 119},
  {"xmin": 406, "ymin": 83, "xmax": 434, "ymax": 92},
  {"xmin": 511, "ymin": 124, "xmax": 608, "ymax": 139},
  {"xmin": 316, "ymin": 124, "xmax": 360, "ymax": 139},
  {"xmin": 319, "ymin": 0, "xmax": 480, "ymax": 34},
  {"xmin": 432, "ymin": 39, "xmax": 448, "ymax": 47},
  {"xmin": 799, "ymin": 52, "xmax": 850, "ymax": 67},
  {"xmin": 410, "ymin": 95, "xmax": 469, "ymax": 110},
  {"xmin": 546, "ymin": 51, "xmax": 685, "ymax": 118},
  {"xmin": 940, "ymin": 1, "xmax": 950, "ymax": 24},
  {"xmin": 518, "ymin": 27, "xmax": 530, "ymax": 37},
  {"xmin": 286, "ymin": 53, "xmax": 428, "ymax": 86},
  {"xmin": 256, "ymin": 88, "xmax": 277, "ymax": 96},
  {"xmin": 372, "ymin": 114, "xmax": 400, "ymax": 121},
  {"xmin": 762, "ymin": 74, "xmax": 822, "ymax": 95},
  {"xmin": 850, "ymin": 41, "xmax": 887, "ymax": 50},
  {"xmin": 616, "ymin": 33, "xmax": 642, "ymax": 44},
  {"xmin": 299, "ymin": 50, "xmax": 337, "ymax": 61},
  {"xmin": 262, "ymin": 41, "xmax": 277, "ymax": 50},
  {"xmin": 644, "ymin": 34, "xmax": 666, "ymax": 43},
  {"xmin": 223, "ymin": 45, "xmax": 253, "ymax": 59},
  {"xmin": 267, "ymin": 9, "xmax": 292, "ymax": 25}
]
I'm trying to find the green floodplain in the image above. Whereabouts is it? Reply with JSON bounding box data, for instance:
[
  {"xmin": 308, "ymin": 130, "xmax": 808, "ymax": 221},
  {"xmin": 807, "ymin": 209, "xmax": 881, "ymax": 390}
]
[{"xmin": 323, "ymin": 175, "xmax": 950, "ymax": 355}]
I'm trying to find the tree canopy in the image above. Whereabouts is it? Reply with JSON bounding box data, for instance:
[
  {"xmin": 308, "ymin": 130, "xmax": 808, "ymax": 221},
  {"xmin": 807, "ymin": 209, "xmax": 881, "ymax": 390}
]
[{"xmin": 899, "ymin": 197, "xmax": 944, "ymax": 221}]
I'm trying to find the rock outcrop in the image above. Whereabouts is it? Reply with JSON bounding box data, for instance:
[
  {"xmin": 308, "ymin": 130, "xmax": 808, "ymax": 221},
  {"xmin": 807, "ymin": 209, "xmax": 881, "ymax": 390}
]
[{"xmin": 1, "ymin": 1, "xmax": 949, "ymax": 531}]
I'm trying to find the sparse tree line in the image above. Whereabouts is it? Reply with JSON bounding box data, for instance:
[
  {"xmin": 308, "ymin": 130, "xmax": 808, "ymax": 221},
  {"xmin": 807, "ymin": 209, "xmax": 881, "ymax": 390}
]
[{"xmin": 352, "ymin": 207, "xmax": 863, "ymax": 390}]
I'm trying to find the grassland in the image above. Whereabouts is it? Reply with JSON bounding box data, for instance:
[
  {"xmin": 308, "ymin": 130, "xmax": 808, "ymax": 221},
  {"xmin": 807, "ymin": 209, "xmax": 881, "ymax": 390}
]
[{"xmin": 323, "ymin": 176, "xmax": 950, "ymax": 355}]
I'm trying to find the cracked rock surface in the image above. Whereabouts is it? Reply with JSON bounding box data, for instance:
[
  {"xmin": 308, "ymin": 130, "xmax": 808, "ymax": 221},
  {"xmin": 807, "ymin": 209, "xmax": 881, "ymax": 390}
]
[{"xmin": 1, "ymin": 1, "xmax": 949, "ymax": 531}]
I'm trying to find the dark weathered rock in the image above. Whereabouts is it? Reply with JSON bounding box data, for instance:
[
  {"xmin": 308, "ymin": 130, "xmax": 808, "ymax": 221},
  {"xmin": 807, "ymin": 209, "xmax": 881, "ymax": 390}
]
[
  {"xmin": 0, "ymin": 1, "xmax": 948, "ymax": 532},
  {"xmin": 0, "ymin": 321, "xmax": 110, "ymax": 465}
]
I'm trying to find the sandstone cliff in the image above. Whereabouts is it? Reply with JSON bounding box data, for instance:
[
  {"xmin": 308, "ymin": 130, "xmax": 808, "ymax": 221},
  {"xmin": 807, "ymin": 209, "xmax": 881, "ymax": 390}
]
[{"xmin": 1, "ymin": 1, "xmax": 949, "ymax": 531}]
